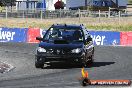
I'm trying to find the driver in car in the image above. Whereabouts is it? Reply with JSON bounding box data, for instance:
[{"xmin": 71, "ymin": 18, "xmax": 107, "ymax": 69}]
[{"xmin": 73, "ymin": 30, "xmax": 83, "ymax": 41}]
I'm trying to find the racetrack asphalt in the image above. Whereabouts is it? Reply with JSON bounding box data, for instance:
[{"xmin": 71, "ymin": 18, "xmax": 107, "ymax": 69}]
[{"xmin": 0, "ymin": 42, "xmax": 132, "ymax": 88}]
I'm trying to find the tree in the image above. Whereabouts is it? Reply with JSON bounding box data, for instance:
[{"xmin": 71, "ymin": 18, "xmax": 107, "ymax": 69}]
[
  {"xmin": 54, "ymin": 0, "xmax": 65, "ymax": 9},
  {"xmin": 0, "ymin": 0, "xmax": 16, "ymax": 6}
]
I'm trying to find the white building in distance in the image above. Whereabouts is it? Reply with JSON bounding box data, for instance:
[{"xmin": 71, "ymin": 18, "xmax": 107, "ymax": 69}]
[
  {"xmin": 16, "ymin": 0, "xmax": 66, "ymax": 10},
  {"xmin": 16, "ymin": 0, "xmax": 127, "ymax": 10}
]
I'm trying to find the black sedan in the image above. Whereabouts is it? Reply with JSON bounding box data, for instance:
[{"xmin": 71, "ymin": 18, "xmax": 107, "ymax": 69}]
[{"xmin": 35, "ymin": 24, "xmax": 94, "ymax": 68}]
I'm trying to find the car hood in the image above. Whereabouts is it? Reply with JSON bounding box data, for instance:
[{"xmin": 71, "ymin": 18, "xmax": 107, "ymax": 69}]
[{"xmin": 39, "ymin": 42, "xmax": 83, "ymax": 49}]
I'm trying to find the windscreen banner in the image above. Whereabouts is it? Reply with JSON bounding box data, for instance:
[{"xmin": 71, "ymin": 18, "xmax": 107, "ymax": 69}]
[
  {"xmin": 89, "ymin": 31, "xmax": 120, "ymax": 45},
  {"xmin": 120, "ymin": 32, "xmax": 132, "ymax": 46},
  {"xmin": 0, "ymin": 27, "xmax": 28, "ymax": 42}
]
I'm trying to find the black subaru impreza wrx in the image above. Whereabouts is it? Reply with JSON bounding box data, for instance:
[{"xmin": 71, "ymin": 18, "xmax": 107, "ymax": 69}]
[{"xmin": 35, "ymin": 24, "xmax": 94, "ymax": 68}]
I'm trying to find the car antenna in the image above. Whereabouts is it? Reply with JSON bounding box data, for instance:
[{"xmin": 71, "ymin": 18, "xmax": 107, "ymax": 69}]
[
  {"xmin": 52, "ymin": 24, "xmax": 54, "ymax": 26},
  {"xmin": 65, "ymin": 24, "xmax": 67, "ymax": 26}
]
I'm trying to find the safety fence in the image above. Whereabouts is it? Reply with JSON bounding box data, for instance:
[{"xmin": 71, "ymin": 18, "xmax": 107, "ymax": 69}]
[
  {"xmin": 0, "ymin": 27, "xmax": 132, "ymax": 46},
  {"xmin": 0, "ymin": 8, "xmax": 132, "ymax": 19}
]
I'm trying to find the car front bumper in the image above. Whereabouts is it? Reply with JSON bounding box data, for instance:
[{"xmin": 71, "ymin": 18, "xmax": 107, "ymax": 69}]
[{"xmin": 35, "ymin": 53, "xmax": 85, "ymax": 62}]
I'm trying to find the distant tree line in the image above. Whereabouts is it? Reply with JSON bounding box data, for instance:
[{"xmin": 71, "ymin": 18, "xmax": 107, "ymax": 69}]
[
  {"xmin": 0, "ymin": 0, "xmax": 16, "ymax": 6},
  {"xmin": 128, "ymin": 0, "xmax": 132, "ymax": 4}
]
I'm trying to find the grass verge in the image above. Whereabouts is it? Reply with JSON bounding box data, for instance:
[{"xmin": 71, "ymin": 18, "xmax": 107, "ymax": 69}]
[{"xmin": 0, "ymin": 17, "xmax": 132, "ymax": 31}]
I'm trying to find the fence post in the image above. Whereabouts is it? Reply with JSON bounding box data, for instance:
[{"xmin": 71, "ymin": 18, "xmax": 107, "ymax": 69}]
[
  {"xmin": 59, "ymin": 9, "xmax": 62, "ymax": 19},
  {"xmin": 88, "ymin": 10, "xmax": 90, "ymax": 17},
  {"xmin": 40, "ymin": 9, "xmax": 43, "ymax": 20},
  {"xmin": 125, "ymin": 9, "xmax": 127, "ymax": 17},
  {"xmin": 99, "ymin": 10, "xmax": 101, "ymax": 17},
  {"xmin": 6, "ymin": 6, "xmax": 8, "ymax": 19},
  {"xmin": 118, "ymin": 11, "xmax": 121, "ymax": 24},
  {"xmin": 108, "ymin": 7, "xmax": 110, "ymax": 18},
  {"xmin": 78, "ymin": 9, "xmax": 81, "ymax": 23},
  {"xmin": 99, "ymin": 10, "xmax": 101, "ymax": 22},
  {"xmin": 23, "ymin": 10, "xmax": 25, "ymax": 19}
]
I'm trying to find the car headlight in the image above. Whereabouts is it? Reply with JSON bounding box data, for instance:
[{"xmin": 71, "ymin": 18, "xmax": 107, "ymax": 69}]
[
  {"xmin": 71, "ymin": 48, "xmax": 82, "ymax": 53},
  {"xmin": 37, "ymin": 47, "xmax": 46, "ymax": 52}
]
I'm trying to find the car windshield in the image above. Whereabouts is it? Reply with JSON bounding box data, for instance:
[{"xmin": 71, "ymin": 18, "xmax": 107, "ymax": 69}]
[{"xmin": 44, "ymin": 27, "xmax": 83, "ymax": 42}]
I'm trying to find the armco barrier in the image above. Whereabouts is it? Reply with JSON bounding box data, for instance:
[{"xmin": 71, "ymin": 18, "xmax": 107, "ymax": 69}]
[
  {"xmin": 120, "ymin": 32, "xmax": 132, "ymax": 46},
  {"xmin": 27, "ymin": 28, "xmax": 40, "ymax": 43},
  {"xmin": 89, "ymin": 31, "xmax": 120, "ymax": 45},
  {"xmin": 0, "ymin": 27, "xmax": 28, "ymax": 42}
]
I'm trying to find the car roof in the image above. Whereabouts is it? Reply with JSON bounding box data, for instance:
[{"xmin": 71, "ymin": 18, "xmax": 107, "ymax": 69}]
[{"xmin": 51, "ymin": 24, "xmax": 84, "ymax": 30}]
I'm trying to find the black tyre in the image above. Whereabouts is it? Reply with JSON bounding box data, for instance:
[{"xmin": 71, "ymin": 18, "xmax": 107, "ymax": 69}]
[
  {"xmin": 87, "ymin": 54, "xmax": 94, "ymax": 65},
  {"xmin": 81, "ymin": 55, "xmax": 93, "ymax": 67},
  {"xmin": 81, "ymin": 78, "xmax": 91, "ymax": 86},
  {"xmin": 82, "ymin": 60, "xmax": 88, "ymax": 67},
  {"xmin": 80, "ymin": 55, "xmax": 88, "ymax": 67},
  {"xmin": 35, "ymin": 56, "xmax": 44, "ymax": 68},
  {"xmin": 87, "ymin": 48, "xmax": 94, "ymax": 65}
]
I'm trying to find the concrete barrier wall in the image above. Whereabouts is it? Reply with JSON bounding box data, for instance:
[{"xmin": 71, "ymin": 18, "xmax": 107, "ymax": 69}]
[
  {"xmin": 89, "ymin": 31, "xmax": 120, "ymax": 46},
  {"xmin": 0, "ymin": 27, "xmax": 132, "ymax": 46},
  {"xmin": 27, "ymin": 28, "xmax": 40, "ymax": 43},
  {"xmin": 120, "ymin": 32, "xmax": 132, "ymax": 46},
  {"xmin": 0, "ymin": 28, "xmax": 28, "ymax": 42}
]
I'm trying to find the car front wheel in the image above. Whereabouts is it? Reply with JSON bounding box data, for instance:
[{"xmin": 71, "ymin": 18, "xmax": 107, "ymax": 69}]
[
  {"xmin": 82, "ymin": 54, "xmax": 94, "ymax": 67},
  {"xmin": 80, "ymin": 55, "xmax": 88, "ymax": 67},
  {"xmin": 87, "ymin": 54, "xmax": 94, "ymax": 65},
  {"xmin": 35, "ymin": 56, "xmax": 44, "ymax": 68}
]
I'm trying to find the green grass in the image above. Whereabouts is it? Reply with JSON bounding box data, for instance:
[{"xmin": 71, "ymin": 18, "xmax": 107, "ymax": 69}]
[
  {"xmin": 87, "ymin": 25, "xmax": 132, "ymax": 31},
  {"xmin": 128, "ymin": 0, "xmax": 132, "ymax": 4}
]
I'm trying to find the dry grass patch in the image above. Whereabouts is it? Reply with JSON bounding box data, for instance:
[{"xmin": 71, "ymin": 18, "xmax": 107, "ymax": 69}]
[{"xmin": 0, "ymin": 17, "xmax": 132, "ymax": 31}]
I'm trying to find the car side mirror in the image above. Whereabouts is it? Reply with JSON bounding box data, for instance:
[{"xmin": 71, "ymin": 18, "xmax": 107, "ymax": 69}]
[
  {"xmin": 85, "ymin": 37, "xmax": 92, "ymax": 44},
  {"xmin": 36, "ymin": 37, "xmax": 43, "ymax": 41},
  {"xmin": 86, "ymin": 37, "xmax": 92, "ymax": 42}
]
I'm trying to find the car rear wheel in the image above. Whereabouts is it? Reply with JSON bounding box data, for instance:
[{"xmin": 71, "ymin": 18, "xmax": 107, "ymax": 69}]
[{"xmin": 35, "ymin": 56, "xmax": 44, "ymax": 68}]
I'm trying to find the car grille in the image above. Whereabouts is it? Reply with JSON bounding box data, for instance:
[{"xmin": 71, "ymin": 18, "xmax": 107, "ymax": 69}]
[{"xmin": 46, "ymin": 49, "xmax": 71, "ymax": 54}]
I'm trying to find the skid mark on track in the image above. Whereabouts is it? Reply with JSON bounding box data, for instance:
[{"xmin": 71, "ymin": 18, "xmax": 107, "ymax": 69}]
[{"xmin": 0, "ymin": 49, "xmax": 34, "ymax": 55}]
